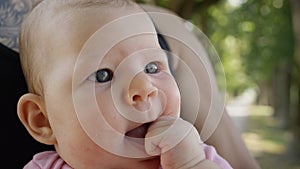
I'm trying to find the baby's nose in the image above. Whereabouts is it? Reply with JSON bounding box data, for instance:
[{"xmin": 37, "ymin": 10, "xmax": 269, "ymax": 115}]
[{"xmin": 128, "ymin": 72, "xmax": 158, "ymax": 105}]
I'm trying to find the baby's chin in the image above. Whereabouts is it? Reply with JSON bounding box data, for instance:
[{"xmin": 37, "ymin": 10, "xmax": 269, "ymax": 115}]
[{"xmin": 133, "ymin": 155, "xmax": 161, "ymax": 169}]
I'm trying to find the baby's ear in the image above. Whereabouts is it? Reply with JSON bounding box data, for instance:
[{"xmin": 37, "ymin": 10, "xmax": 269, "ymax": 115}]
[{"xmin": 17, "ymin": 93, "xmax": 56, "ymax": 145}]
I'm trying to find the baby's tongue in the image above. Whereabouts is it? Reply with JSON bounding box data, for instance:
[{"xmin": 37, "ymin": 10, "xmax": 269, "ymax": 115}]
[{"xmin": 125, "ymin": 123, "xmax": 150, "ymax": 138}]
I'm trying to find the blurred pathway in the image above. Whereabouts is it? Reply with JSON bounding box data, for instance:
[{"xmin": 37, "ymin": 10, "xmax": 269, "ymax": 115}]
[{"xmin": 226, "ymin": 88, "xmax": 257, "ymax": 132}]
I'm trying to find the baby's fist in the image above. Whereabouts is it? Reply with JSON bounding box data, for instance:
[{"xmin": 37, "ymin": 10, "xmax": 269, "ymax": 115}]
[{"xmin": 145, "ymin": 116, "xmax": 206, "ymax": 169}]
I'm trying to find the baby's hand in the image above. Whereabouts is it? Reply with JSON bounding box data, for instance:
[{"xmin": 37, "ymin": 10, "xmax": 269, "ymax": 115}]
[{"xmin": 145, "ymin": 116, "xmax": 219, "ymax": 169}]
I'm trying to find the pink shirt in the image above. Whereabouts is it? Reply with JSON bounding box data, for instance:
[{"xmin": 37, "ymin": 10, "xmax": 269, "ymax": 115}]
[{"xmin": 24, "ymin": 144, "xmax": 232, "ymax": 169}]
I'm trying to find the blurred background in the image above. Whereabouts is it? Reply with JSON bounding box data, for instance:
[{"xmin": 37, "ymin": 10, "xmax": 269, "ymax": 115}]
[{"xmin": 136, "ymin": 0, "xmax": 300, "ymax": 168}]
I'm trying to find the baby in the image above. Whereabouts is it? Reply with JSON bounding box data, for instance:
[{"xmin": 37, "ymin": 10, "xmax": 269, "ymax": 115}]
[{"xmin": 17, "ymin": 0, "xmax": 233, "ymax": 168}]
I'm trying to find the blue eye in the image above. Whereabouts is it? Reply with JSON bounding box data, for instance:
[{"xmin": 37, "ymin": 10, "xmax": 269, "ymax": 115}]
[
  {"xmin": 144, "ymin": 62, "xmax": 159, "ymax": 74},
  {"xmin": 89, "ymin": 68, "xmax": 113, "ymax": 83},
  {"xmin": 96, "ymin": 69, "xmax": 113, "ymax": 83}
]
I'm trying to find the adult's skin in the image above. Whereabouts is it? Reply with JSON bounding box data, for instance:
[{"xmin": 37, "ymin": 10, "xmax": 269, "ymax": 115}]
[{"xmin": 141, "ymin": 4, "xmax": 261, "ymax": 169}]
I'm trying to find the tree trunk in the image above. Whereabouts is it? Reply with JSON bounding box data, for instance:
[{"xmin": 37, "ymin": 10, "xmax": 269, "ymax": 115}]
[
  {"xmin": 256, "ymin": 82, "xmax": 272, "ymax": 105},
  {"xmin": 290, "ymin": 0, "xmax": 300, "ymax": 141},
  {"xmin": 272, "ymin": 62, "xmax": 291, "ymax": 128}
]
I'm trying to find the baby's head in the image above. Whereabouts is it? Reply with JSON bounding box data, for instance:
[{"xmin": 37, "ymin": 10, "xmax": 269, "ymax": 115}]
[
  {"xmin": 18, "ymin": 0, "xmax": 181, "ymax": 168},
  {"xmin": 19, "ymin": 0, "xmax": 138, "ymax": 95}
]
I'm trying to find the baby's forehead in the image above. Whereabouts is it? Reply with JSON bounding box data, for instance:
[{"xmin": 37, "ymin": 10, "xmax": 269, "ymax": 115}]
[
  {"xmin": 42, "ymin": 4, "xmax": 159, "ymax": 67},
  {"xmin": 47, "ymin": 4, "xmax": 152, "ymax": 48},
  {"xmin": 71, "ymin": 20, "xmax": 160, "ymax": 72},
  {"xmin": 37, "ymin": 4, "xmax": 153, "ymax": 61}
]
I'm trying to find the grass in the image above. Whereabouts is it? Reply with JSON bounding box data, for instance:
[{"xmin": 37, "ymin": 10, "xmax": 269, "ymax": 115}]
[{"xmin": 241, "ymin": 105, "xmax": 300, "ymax": 169}]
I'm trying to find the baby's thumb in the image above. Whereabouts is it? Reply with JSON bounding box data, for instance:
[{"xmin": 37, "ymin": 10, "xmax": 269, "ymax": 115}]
[{"xmin": 144, "ymin": 116, "xmax": 196, "ymax": 156}]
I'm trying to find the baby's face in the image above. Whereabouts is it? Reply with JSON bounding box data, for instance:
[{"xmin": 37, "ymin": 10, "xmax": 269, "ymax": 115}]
[{"xmin": 41, "ymin": 6, "xmax": 180, "ymax": 169}]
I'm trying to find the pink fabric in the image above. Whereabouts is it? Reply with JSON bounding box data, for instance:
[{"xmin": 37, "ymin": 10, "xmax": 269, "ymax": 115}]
[
  {"xmin": 203, "ymin": 144, "xmax": 233, "ymax": 169},
  {"xmin": 24, "ymin": 151, "xmax": 72, "ymax": 169},
  {"xmin": 24, "ymin": 144, "xmax": 232, "ymax": 169}
]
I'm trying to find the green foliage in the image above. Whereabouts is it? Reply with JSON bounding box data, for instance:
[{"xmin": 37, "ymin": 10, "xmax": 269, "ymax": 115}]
[
  {"xmin": 155, "ymin": 0, "xmax": 170, "ymax": 8},
  {"xmin": 134, "ymin": 0, "xmax": 146, "ymax": 3},
  {"xmin": 203, "ymin": 0, "xmax": 294, "ymax": 95}
]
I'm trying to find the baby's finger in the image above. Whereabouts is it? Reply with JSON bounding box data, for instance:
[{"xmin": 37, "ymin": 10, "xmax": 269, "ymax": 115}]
[{"xmin": 145, "ymin": 116, "xmax": 199, "ymax": 156}]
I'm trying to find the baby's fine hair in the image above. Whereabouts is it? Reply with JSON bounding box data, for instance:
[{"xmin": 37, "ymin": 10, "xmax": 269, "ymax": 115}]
[{"xmin": 19, "ymin": 0, "xmax": 136, "ymax": 95}]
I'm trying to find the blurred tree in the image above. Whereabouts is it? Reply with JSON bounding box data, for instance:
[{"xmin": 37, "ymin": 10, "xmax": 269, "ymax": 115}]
[
  {"xmin": 290, "ymin": 0, "xmax": 300, "ymax": 146},
  {"xmin": 205, "ymin": 0, "xmax": 295, "ymax": 128},
  {"xmin": 204, "ymin": 1, "xmax": 256, "ymax": 97}
]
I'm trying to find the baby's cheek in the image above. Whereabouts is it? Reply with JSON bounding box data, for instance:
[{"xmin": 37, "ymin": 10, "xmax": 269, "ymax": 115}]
[
  {"xmin": 152, "ymin": 73, "xmax": 181, "ymax": 117},
  {"xmin": 162, "ymin": 83, "xmax": 181, "ymax": 117},
  {"xmin": 61, "ymin": 132, "xmax": 108, "ymax": 168}
]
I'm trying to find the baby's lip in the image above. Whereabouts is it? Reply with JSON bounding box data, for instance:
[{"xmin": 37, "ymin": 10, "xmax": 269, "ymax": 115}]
[{"xmin": 125, "ymin": 123, "xmax": 150, "ymax": 138}]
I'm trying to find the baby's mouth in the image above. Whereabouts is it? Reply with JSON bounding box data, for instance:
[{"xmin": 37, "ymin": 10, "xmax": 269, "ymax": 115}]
[{"xmin": 125, "ymin": 123, "xmax": 150, "ymax": 138}]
